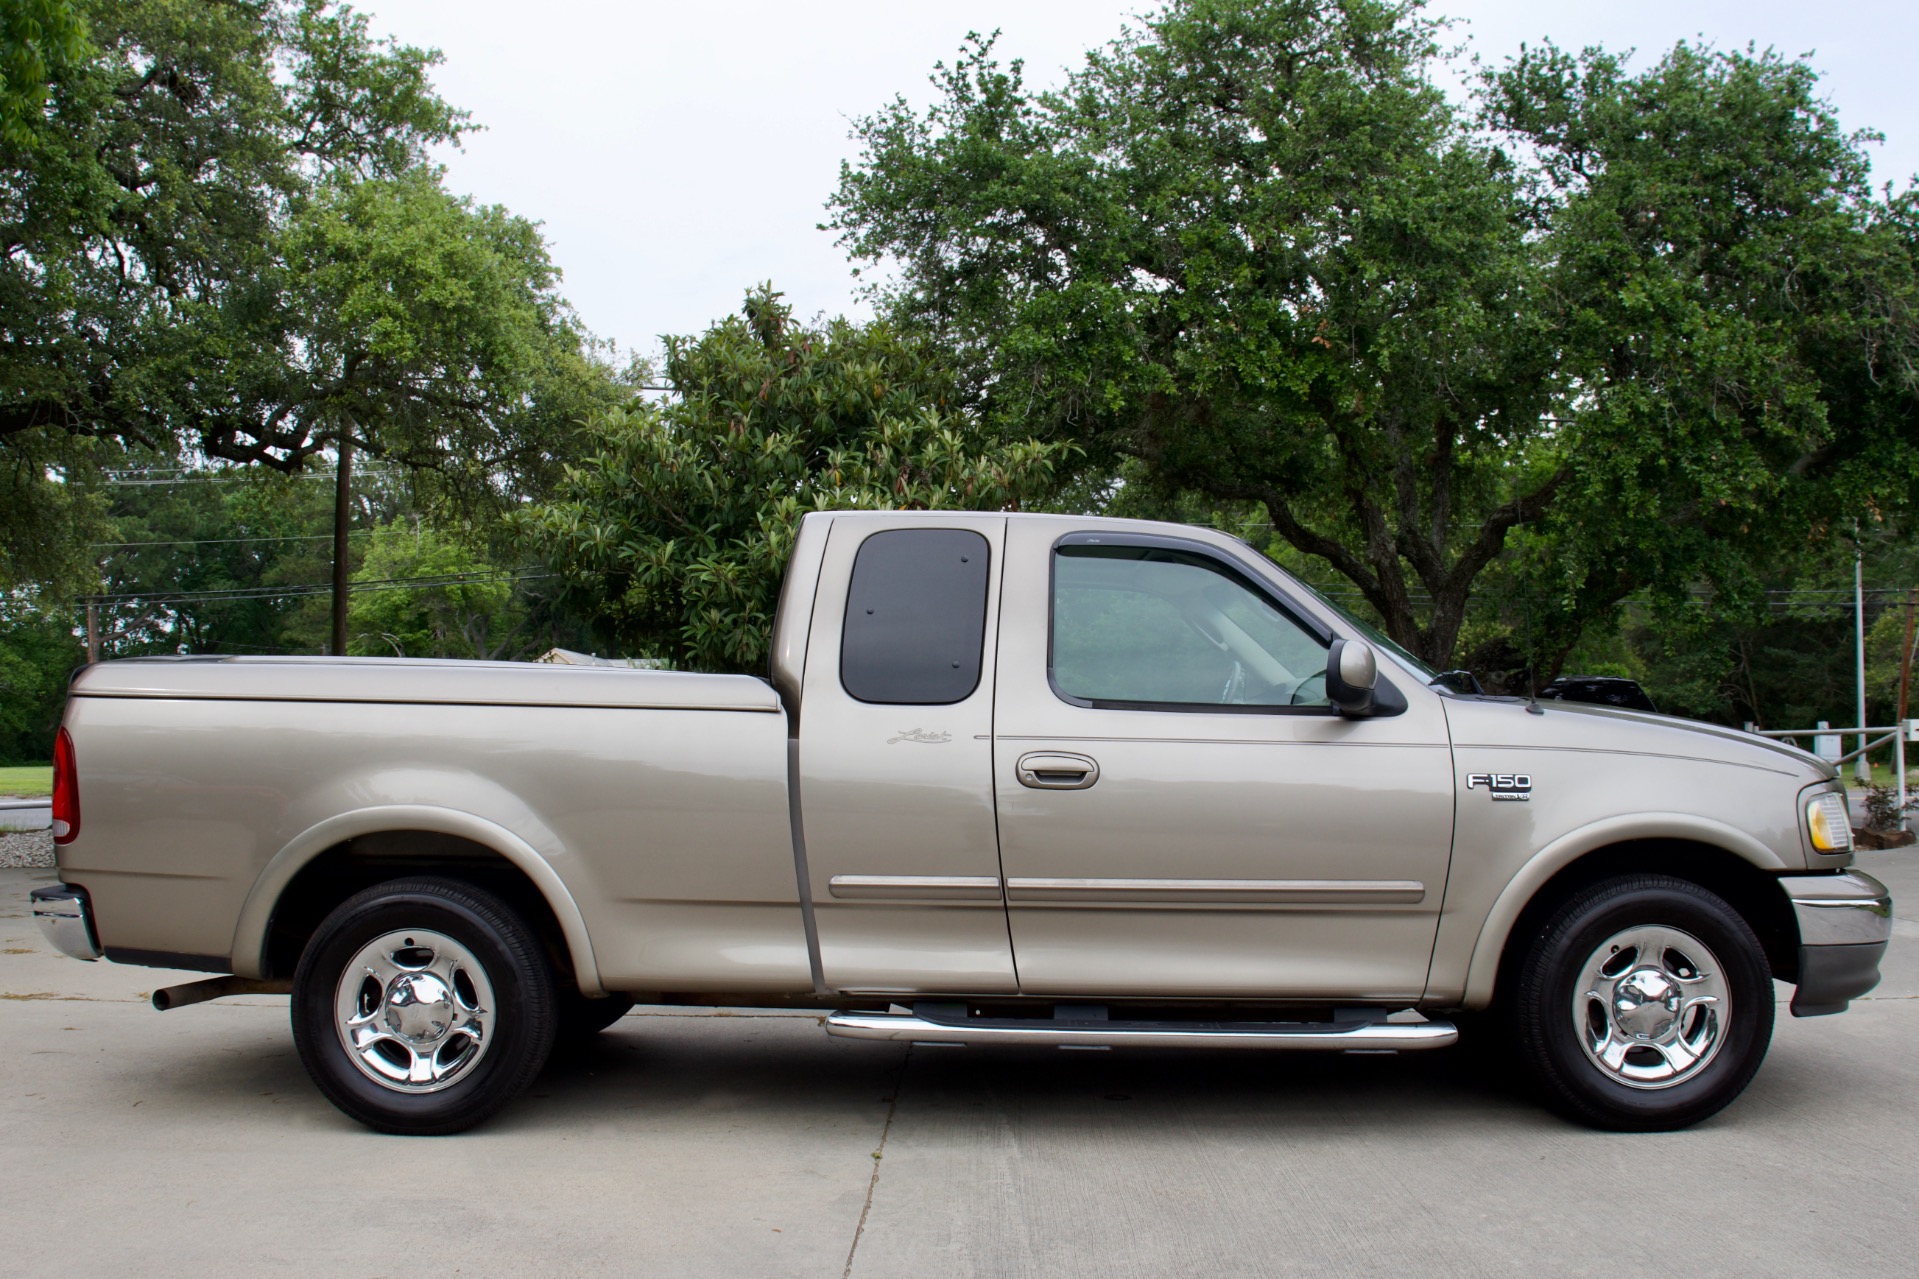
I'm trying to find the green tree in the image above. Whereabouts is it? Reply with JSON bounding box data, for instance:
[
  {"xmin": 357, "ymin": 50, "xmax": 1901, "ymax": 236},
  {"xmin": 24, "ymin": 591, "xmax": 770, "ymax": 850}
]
[
  {"xmin": 0, "ymin": 1, "xmax": 621, "ymax": 597},
  {"xmin": 830, "ymin": 3, "xmax": 1557, "ymax": 670},
  {"xmin": 829, "ymin": 0, "xmax": 1919, "ymax": 677},
  {"xmin": 0, "ymin": 594, "xmax": 81, "ymax": 761},
  {"xmin": 88, "ymin": 463, "xmax": 347, "ymax": 657},
  {"xmin": 1483, "ymin": 42, "xmax": 1919, "ymax": 677},
  {"xmin": 0, "ymin": 0, "xmax": 86, "ymax": 143},
  {"xmin": 518, "ymin": 287, "xmax": 1072, "ymax": 672},
  {"xmin": 244, "ymin": 167, "xmax": 620, "ymax": 502},
  {"xmin": 345, "ymin": 520, "xmax": 533, "ymax": 660}
]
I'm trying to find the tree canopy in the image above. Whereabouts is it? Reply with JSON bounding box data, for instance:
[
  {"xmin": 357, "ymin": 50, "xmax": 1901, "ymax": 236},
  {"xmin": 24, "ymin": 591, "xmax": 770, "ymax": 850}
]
[
  {"xmin": 0, "ymin": 0, "xmax": 86, "ymax": 143},
  {"xmin": 1, "ymin": 0, "xmax": 621, "ymax": 593},
  {"xmin": 518, "ymin": 287, "xmax": 1071, "ymax": 672},
  {"xmin": 1484, "ymin": 41, "xmax": 1919, "ymax": 671},
  {"xmin": 829, "ymin": 0, "xmax": 1919, "ymax": 679}
]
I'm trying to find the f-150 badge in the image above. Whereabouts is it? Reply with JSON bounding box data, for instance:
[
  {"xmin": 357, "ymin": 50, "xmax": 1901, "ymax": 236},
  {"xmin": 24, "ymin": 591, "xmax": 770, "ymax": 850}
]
[
  {"xmin": 888, "ymin": 728, "xmax": 952, "ymax": 745},
  {"xmin": 1467, "ymin": 773, "xmax": 1532, "ymax": 801}
]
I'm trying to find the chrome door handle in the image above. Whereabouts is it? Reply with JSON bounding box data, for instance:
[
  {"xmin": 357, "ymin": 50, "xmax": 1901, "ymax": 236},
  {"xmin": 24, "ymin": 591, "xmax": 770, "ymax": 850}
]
[{"xmin": 1016, "ymin": 752, "xmax": 1100, "ymax": 790}]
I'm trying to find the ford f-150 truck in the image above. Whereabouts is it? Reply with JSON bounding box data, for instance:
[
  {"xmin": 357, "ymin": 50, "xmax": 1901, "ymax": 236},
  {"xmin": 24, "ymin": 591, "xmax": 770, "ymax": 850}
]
[{"xmin": 32, "ymin": 511, "xmax": 1892, "ymax": 1134}]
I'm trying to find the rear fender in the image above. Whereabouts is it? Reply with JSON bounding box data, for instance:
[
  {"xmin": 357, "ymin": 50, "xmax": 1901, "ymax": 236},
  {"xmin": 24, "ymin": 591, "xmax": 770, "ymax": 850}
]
[{"xmin": 229, "ymin": 804, "xmax": 604, "ymax": 997}]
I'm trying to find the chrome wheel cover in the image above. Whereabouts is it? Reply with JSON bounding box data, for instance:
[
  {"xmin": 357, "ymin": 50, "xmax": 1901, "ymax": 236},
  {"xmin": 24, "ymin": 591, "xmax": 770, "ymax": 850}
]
[
  {"xmin": 1574, "ymin": 924, "xmax": 1729, "ymax": 1090},
  {"xmin": 333, "ymin": 929, "xmax": 495, "ymax": 1094}
]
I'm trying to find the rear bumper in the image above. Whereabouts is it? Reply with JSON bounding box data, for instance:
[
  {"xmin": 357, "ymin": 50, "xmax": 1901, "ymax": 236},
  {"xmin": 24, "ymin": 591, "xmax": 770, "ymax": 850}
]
[
  {"xmin": 1779, "ymin": 871, "xmax": 1892, "ymax": 1017},
  {"xmin": 29, "ymin": 884, "xmax": 101, "ymax": 962}
]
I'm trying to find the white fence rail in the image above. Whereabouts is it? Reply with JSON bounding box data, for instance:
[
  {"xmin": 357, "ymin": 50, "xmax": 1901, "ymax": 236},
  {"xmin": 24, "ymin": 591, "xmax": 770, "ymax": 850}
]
[{"xmin": 1745, "ymin": 720, "xmax": 1918, "ymax": 831}]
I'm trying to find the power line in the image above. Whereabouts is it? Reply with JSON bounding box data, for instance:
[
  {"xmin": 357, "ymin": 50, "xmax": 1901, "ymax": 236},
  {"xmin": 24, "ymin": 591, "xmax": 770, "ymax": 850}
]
[
  {"xmin": 103, "ymin": 467, "xmax": 401, "ymax": 487},
  {"xmin": 84, "ymin": 571, "xmax": 551, "ymax": 607},
  {"xmin": 90, "ymin": 532, "xmax": 373, "ymax": 549}
]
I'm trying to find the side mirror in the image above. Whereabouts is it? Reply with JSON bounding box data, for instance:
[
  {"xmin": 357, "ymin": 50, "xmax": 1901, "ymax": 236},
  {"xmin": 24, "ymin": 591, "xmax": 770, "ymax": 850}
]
[{"xmin": 1326, "ymin": 639, "xmax": 1377, "ymax": 716}]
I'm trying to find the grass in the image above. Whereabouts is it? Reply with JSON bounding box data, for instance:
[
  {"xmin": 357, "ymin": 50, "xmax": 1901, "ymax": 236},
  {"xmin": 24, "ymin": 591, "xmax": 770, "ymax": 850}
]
[
  {"xmin": 1842, "ymin": 759, "xmax": 1916, "ymax": 792},
  {"xmin": 0, "ymin": 764, "xmax": 52, "ymax": 798}
]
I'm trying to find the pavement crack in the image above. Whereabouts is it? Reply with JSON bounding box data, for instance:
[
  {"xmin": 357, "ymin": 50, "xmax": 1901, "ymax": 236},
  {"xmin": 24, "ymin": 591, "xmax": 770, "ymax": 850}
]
[{"xmin": 842, "ymin": 1043, "xmax": 910, "ymax": 1279}]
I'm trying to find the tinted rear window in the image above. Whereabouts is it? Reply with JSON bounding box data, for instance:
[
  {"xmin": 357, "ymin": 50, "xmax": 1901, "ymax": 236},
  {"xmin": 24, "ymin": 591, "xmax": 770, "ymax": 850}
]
[{"xmin": 841, "ymin": 529, "xmax": 990, "ymax": 704}]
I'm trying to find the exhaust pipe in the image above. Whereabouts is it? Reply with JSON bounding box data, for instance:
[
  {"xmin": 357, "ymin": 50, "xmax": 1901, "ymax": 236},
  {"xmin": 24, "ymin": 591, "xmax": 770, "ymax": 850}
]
[{"xmin": 151, "ymin": 976, "xmax": 292, "ymax": 1011}]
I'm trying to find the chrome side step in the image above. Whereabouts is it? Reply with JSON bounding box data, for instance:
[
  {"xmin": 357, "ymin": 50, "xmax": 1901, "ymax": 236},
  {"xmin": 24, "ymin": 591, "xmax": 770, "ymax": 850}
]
[{"xmin": 824, "ymin": 1009, "xmax": 1457, "ymax": 1052}]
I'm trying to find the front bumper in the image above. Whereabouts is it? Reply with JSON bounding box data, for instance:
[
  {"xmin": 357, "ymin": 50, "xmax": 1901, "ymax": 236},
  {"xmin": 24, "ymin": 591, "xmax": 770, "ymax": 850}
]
[
  {"xmin": 29, "ymin": 884, "xmax": 100, "ymax": 962},
  {"xmin": 1779, "ymin": 870, "xmax": 1892, "ymax": 1017}
]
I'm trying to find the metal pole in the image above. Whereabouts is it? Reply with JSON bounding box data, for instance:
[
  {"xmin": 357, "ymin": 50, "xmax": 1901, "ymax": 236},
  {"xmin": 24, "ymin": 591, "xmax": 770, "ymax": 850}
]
[
  {"xmin": 1855, "ymin": 542, "xmax": 1870, "ymax": 785},
  {"xmin": 1897, "ymin": 727, "xmax": 1908, "ymax": 832}
]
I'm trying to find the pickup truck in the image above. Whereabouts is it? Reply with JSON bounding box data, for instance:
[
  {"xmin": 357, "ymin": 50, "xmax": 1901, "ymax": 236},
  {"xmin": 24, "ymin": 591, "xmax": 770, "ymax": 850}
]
[{"xmin": 32, "ymin": 511, "xmax": 1892, "ymax": 1135}]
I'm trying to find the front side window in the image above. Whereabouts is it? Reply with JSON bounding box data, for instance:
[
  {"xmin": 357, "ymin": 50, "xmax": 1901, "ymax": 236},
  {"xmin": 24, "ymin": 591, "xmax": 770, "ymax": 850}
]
[
  {"xmin": 1051, "ymin": 542, "xmax": 1331, "ymax": 710},
  {"xmin": 841, "ymin": 528, "xmax": 990, "ymax": 704}
]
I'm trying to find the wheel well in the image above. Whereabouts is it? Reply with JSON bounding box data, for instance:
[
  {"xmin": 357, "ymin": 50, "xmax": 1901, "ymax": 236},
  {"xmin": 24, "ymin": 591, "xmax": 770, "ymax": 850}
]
[
  {"xmin": 262, "ymin": 830, "xmax": 580, "ymax": 989},
  {"xmin": 1492, "ymin": 839, "xmax": 1801, "ymax": 1005}
]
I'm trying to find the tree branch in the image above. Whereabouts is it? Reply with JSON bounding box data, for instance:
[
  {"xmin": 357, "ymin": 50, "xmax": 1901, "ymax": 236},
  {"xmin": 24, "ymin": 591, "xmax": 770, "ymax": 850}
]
[{"xmin": 1445, "ymin": 464, "xmax": 1571, "ymax": 595}]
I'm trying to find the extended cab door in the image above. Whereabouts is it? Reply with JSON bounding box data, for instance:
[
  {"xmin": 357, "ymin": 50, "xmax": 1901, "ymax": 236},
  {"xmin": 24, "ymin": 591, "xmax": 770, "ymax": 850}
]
[
  {"xmin": 797, "ymin": 515, "xmax": 1018, "ymax": 994},
  {"xmin": 991, "ymin": 523, "xmax": 1455, "ymax": 1001}
]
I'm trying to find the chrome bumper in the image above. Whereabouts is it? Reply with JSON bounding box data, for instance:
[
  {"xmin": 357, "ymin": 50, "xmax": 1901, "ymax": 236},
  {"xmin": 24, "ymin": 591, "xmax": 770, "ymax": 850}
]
[
  {"xmin": 1781, "ymin": 870, "xmax": 1893, "ymax": 947},
  {"xmin": 1778, "ymin": 870, "xmax": 1892, "ymax": 1017},
  {"xmin": 29, "ymin": 885, "xmax": 100, "ymax": 962}
]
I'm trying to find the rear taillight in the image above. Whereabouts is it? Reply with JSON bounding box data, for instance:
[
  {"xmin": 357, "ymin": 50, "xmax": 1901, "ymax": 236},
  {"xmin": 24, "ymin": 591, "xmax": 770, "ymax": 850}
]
[{"xmin": 51, "ymin": 726, "xmax": 79, "ymax": 845}]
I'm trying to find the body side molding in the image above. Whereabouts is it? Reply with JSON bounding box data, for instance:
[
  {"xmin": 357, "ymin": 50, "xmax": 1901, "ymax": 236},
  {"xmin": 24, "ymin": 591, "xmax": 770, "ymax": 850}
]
[
  {"xmin": 1005, "ymin": 877, "xmax": 1426, "ymax": 905},
  {"xmin": 828, "ymin": 875, "xmax": 1004, "ymax": 901}
]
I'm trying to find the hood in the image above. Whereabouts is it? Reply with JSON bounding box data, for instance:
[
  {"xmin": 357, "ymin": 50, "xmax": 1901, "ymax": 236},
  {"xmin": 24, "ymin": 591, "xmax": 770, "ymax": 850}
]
[{"xmin": 1439, "ymin": 693, "xmax": 1834, "ymax": 782}]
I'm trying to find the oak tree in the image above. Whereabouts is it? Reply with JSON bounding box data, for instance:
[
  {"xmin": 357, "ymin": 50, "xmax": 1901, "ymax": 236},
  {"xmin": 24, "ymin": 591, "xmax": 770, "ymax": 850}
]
[{"xmin": 830, "ymin": 0, "xmax": 1919, "ymax": 678}]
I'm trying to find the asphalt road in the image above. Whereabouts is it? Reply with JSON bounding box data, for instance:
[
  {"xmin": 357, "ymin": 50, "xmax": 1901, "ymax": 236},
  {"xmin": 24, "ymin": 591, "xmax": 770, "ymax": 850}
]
[{"xmin": 2, "ymin": 852, "xmax": 1916, "ymax": 1278}]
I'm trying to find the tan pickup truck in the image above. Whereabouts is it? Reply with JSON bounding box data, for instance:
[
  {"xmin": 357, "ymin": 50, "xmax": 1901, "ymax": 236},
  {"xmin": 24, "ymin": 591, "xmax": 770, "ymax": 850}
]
[{"xmin": 32, "ymin": 511, "xmax": 1891, "ymax": 1134}]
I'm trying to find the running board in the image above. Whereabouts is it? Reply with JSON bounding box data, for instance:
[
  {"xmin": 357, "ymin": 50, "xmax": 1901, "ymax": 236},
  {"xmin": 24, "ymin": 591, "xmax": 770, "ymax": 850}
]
[{"xmin": 824, "ymin": 1009, "xmax": 1457, "ymax": 1052}]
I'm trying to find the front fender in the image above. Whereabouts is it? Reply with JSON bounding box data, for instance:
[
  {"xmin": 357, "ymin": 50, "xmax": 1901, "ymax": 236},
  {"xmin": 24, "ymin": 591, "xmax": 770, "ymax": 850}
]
[
  {"xmin": 1457, "ymin": 811, "xmax": 1790, "ymax": 1010},
  {"xmin": 228, "ymin": 804, "xmax": 605, "ymax": 997}
]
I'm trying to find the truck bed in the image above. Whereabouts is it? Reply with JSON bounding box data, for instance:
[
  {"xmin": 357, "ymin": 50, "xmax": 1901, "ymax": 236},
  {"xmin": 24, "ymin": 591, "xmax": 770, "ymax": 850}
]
[
  {"xmin": 61, "ymin": 657, "xmax": 806, "ymax": 994},
  {"xmin": 72, "ymin": 655, "xmax": 781, "ymax": 712}
]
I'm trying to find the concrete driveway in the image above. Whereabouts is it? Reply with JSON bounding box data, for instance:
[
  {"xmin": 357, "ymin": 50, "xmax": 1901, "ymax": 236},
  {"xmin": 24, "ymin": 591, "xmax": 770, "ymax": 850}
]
[{"xmin": 2, "ymin": 851, "xmax": 1916, "ymax": 1278}]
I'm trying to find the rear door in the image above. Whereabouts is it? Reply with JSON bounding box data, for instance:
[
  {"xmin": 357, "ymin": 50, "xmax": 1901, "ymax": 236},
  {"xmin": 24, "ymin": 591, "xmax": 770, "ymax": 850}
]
[
  {"xmin": 991, "ymin": 523, "xmax": 1456, "ymax": 1000},
  {"xmin": 797, "ymin": 515, "xmax": 1018, "ymax": 994}
]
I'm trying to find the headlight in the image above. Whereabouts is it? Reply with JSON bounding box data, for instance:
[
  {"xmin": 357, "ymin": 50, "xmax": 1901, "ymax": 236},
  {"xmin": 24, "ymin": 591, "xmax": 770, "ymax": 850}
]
[{"xmin": 1806, "ymin": 792, "xmax": 1853, "ymax": 853}]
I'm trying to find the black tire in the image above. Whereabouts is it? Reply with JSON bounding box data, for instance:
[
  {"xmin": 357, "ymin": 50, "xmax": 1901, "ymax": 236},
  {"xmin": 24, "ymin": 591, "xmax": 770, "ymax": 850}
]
[
  {"xmin": 1512, "ymin": 874, "xmax": 1774, "ymax": 1132},
  {"xmin": 555, "ymin": 988, "xmax": 635, "ymax": 1042},
  {"xmin": 291, "ymin": 877, "xmax": 558, "ymax": 1135}
]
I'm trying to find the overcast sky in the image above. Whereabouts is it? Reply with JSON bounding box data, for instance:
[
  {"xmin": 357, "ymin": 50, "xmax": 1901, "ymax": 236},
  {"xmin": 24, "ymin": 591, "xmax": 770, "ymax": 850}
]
[{"xmin": 356, "ymin": 1, "xmax": 1919, "ymax": 364}]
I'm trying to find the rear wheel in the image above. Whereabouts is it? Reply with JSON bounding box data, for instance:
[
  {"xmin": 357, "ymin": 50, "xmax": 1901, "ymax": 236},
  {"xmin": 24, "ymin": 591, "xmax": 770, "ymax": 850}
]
[
  {"xmin": 1512, "ymin": 874, "xmax": 1773, "ymax": 1132},
  {"xmin": 291, "ymin": 877, "xmax": 557, "ymax": 1135}
]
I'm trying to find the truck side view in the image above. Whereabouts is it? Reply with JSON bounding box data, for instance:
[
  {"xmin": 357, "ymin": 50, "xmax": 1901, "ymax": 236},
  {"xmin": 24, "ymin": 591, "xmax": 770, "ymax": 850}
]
[{"xmin": 32, "ymin": 511, "xmax": 1892, "ymax": 1134}]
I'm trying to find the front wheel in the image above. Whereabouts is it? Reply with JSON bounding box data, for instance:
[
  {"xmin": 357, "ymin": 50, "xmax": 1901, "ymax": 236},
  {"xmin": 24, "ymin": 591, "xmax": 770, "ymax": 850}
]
[
  {"xmin": 1512, "ymin": 874, "xmax": 1774, "ymax": 1132},
  {"xmin": 291, "ymin": 877, "xmax": 558, "ymax": 1135}
]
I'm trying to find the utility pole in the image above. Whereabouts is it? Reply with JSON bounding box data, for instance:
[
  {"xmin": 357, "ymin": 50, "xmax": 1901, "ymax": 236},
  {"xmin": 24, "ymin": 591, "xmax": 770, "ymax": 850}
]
[
  {"xmin": 1854, "ymin": 538, "xmax": 1869, "ymax": 785},
  {"xmin": 330, "ymin": 435, "xmax": 353, "ymax": 656},
  {"xmin": 85, "ymin": 600, "xmax": 99, "ymax": 664}
]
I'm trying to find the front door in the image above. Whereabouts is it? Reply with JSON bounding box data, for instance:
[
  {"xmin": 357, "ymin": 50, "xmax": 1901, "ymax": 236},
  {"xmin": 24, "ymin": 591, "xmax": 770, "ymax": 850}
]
[
  {"xmin": 992, "ymin": 523, "xmax": 1455, "ymax": 1001},
  {"xmin": 798, "ymin": 515, "xmax": 1018, "ymax": 995}
]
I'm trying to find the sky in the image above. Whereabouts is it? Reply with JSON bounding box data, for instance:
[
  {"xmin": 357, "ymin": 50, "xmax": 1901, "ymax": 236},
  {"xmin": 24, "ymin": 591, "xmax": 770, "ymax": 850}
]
[{"xmin": 356, "ymin": 1, "xmax": 1919, "ymax": 365}]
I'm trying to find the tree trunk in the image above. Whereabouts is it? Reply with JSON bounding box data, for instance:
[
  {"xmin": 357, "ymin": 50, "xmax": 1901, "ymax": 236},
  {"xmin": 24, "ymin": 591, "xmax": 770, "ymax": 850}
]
[{"xmin": 330, "ymin": 436, "xmax": 353, "ymax": 656}]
